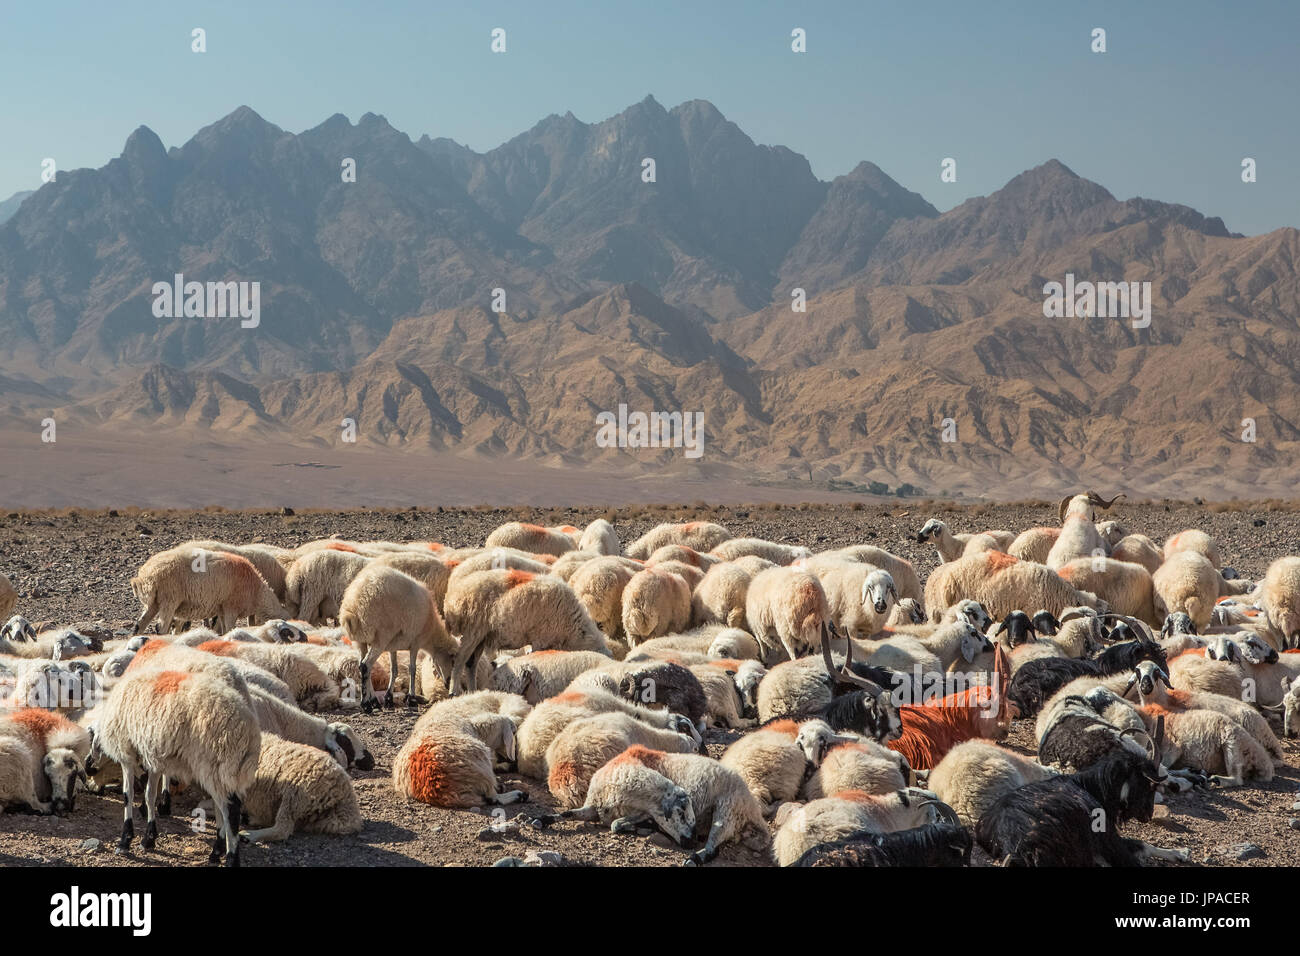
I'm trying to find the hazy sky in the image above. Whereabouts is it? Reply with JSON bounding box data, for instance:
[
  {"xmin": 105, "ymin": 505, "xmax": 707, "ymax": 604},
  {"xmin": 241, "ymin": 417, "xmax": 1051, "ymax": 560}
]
[{"xmin": 3, "ymin": 0, "xmax": 1297, "ymax": 234}]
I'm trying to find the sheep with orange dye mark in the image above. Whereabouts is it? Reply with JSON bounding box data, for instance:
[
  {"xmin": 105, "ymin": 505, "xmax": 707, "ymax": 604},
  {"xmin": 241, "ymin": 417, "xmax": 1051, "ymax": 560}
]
[
  {"xmin": 239, "ymin": 733, "xmax": 363, "ymax": 844},
  {"xmin": 544, "ymin": 712, "xmax": 708, "ymax": 809},
  {"xmin": 516, "ymin": 688, "xmax": 700, "ymax": 780},
  {"xmin": 1045, "ymin": 492, "xmax": 1125, "ymax": 570},
  {"xmin": 801, "ymin": 736, "xmax": 912, "ymax": 801},
  {"xmin": 127, "ymin": 638, "xmax": 296, "ymax": 706},
  {"xmin": 710, "ymin": 538, "xmax": 810, "ymax": 565},
  {"xmin": 926, "ymin": 740, "xmax": 1056, "ymax": 827},
  {"xmin": 197, "ymin": 639, "xmax": 344, "ymax": 712},
  {"xmin": 1008, "ymin": 527, "xmax": 1061, "ymax": 564},
  {"xmin": 283, "ymin": 548, "xmax": 371, "ymax": 625},
  {"xmin": 625, "ymin": 521, "xmax": 732, "ymax": 560},
  {"xmin": 181, "ymin": 540, "xmax": 292, "ymax": 600},
  {"xmin": 923, "ymin": 550, "xmax": 1106, "ymax": 624},
  {"xmin": 448, "ymin": 549, "xmax": 555, "ymax": 587},
  {"xmin": 647, "ymin": 559, "xmax": 705, "ymax": 590},
  {"xmin": 745, "ymin": 566, "xmax": 831, "ymax": 665},
  {"xmin": 443, "ymin": 568, "xmax": 610, "ymax": 696},
  {"xmin": 93, "ymin": 667, "xmax": 260, "ymax": 866},
  {"xmin": 484, "ymin": 522, "xmax": 579, "ymax": 558},
  {"xmin": 772, "ymin": 787, "xmax": 959, "ymax": 866},
  {"xmin": 393, "ymin": 711, "xmax": 526, "ymax": 808},
  {"xmin": 1137, "ymin": 702, "xmax": 1272, "ymax": 788},
  {"xmin": 647, "ymin": 544, "xmax": 721, "ymax": 571},
  {"xmin": 1055, "ymin": 556, "xmax": 1160, "ymax": 627},
  {"xmin": 1163, "ymin": 529, "xmax": 1223, "ymax": 569},
  {"xmin": 1110, "ymin": 534, "xmax": 1163, "ymax": 574},
  {"xmin": 721, "ymin": 718, "xmax": 850, "ymax": 813},
  {"xmin": 0, "ymin": 707, "xmax": 90, "ymax": 815},
  {"xmin": 621, "ymin": 567, "xmax": 692, "ymax": 646},
  {"xmin": 1152, "ymin": 551, "xmax": 1251, "ymax": 632},
  {"xmin": 131, "ymin": 547, "xmax": 285, "ymax": 635}
]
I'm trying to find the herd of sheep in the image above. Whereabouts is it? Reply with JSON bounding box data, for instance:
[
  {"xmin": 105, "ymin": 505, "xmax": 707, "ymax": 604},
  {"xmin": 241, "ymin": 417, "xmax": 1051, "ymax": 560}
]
[{"xmin": 2, "ymin": 489, "xmax": 1300, "ymax": 867}]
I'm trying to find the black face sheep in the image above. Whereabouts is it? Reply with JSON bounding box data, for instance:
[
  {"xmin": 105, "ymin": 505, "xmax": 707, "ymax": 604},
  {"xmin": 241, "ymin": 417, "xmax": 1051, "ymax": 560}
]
[
  {"xmin": 791, "ymin": 823, "xmax": 972, "ymax": 867},
  {"xmin": 93, "ymin": 667, "xmax": 260, "ymax": 866},
  {"xmin": 1, "ymin": 614, "xmax": 36, "ymax": 642},
  {"xmin": 239, "ymin": 733, "xmax": 363, "ymax": 844},
  {"xmin": 974, "ymin": 746, "xmax": 1189, "ymax": 866},
  {"xmin": 0, "ymin": 708, "xmax": 90, "ymax": 815}
]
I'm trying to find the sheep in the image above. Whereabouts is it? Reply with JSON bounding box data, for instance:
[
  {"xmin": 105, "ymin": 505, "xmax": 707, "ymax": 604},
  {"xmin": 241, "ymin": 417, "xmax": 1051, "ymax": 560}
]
[
  {"xmin": 1, "ymin": 614, "xmax": 35, "ymax": 643},
  {"xmin": 223, "ymin": 619, "xmax": 308, "ymax": 645},
  {"xmin": 94, "ymin": 667, "xmax": 259, "ymax": 865},
  {"xmin": 368, "ymin": 551, "xmax": 451, "ymax": 614},
  {"xmin": 807, "ymin": 547, "xmax": 924, "ymax": 605},
  {"xmin": 923, "ymin": 551, "xmax": 1105, "ymax": 624},
  {"xmin": 886, "ymin": 599, "xmax": 926, "ymax": 626},
  {"xmin": 0, "ymin": 708, "xmax": 90, "ymax": 815},
  {"xmin": 647, "ymin": 544, "xmax": 720, "ymax": 571},
  {"xmin": 620, "ymin": 567, "xmax": 692, "ymax": 646},
  {"xmin": 338, "ymin": 564, "xmax": 456, "ymax": 710},
  {"xmin": 745, "ymin": 566, "xmax": 830, "ymax": 664},
  {"xmin": 625, "ymin": 521, "xmax": 732, "ymax": 559},
  {"xmin": 1047, "ymin": 607, "xmax": 1109, "ymax": 658},
  {"xmin": 132, "ymin": 547, "xmax": 284, "ymax": 634},
  {"xmin": 549, "ymin": 550, "xmax": 600, "ymax": 581},
  {"xmin": 490, "ymin": 649, "xmax": 613, "ymax": 704},
  {"xmin": 197, "ymin": 640, "xmax": 345, "ymax": 712},
  {"xmin": 238, "ymin": 734, "xmax": 363, "ymax": 844},
  {"xmin": 545, "ymin": 712, "xmax": 704, "ymax": 807},
  {"xmin": 1165, "ymin": 648, "xmax": 1250, "ymax": 700},
  {"xmin": 531, "ymin": 757, "xmax": 695, "ymax": 845},
  {"xmin": 791, "ymin": 823, "xmax": 972, "ymax": 867},
  {"xmin": 247, "ymin": 686, "xmax": 373, "ymax": 770},
  {"xmin": 182, "ymin": 540, "xmax": 291, "ymax": 599},
  {"xmin": 392, "ymin": 712, "xmax": 527, "ymax": 808},
  {"xmin": 1111, "ymin": 534, "xmax": 1163, "ymax": 574},
  {"xmin": 756, "ymin": 650, "xmax": 898, "ymax": 725},
  {"xmin": 1008, "ymin": 633, "xmax": 1167, "ymax": 718},
  {"xmin": 484, "ymin": 522, "xmax": 579, "ymax": 557},
  {"xmin": 926, "ymin": 740, "xmax": 1056, "ymax": 827},
  {"xmin": 731, "ymin": 555, "xmax": 777, "ymax": 576},
  {"xmin": 566, "ymin": 659, "xmax": 708, "ymax": 727},
  {"xmin": 720, "ymin": 718, "xmax": 830, "ymax": 811},
  {"xmin": 915, "ymin": 519, "xmax": 974, "ymax": 563},
  {"xmin": 1044, "ymin": 492, "xmax": 1125, "ymax": 569},
  {"xmin": 1260, "ymin": 556, "xmax": 1300, "ymax": 648},
  {"xmin": 516, "ymin": 688, "xmax": 700, "ymax": 780},
  {"xmin": 709, "ymin": 538, "xmax": 809, "ymax": 565},
  {"xmin": 1056, "ymin": 556, "xmax": 1159, "ymax": 626},
  {"xmin": 692, "ymin": 659, "xmax": 766, "ymax": 728},
  {"xmin": 815, "ymin": 563, "xmax": 898, "ymax": 638},
  {"xmin": 579, "ymin": 518, "xmax": 620, "ymax": 556},
  {"xmin": 1094, "ymin": 520, "xmax": 1130, "ymax": 549},
  {"xmin": 283, "ymin": 548, "xmax": 371, "ymax": 626},
  {"xmin": 974, "ymin": 748, "xmax": 1188, "ymax": 866},
  {"xmin": 0, "ymin": 572, "xmax": 15, "ymax": 620},
  {"xmin": 1008, "ymin": 527, "xmax": 1061, "ymax": 563},
  {"xmin": 126, "ymin": 638, "xmax": 296, "ymax": 706},
  {"xmin": 646, "ymin": 558, "xmax": 705, "ymax": 590},
  {"xmin": 569, "ymin": 557, "xmax": 639, "ymax": 639},
  {"xmin": 772, "ymin": 788, "xmax": 958, "ymax": 866},
  {"xmin": 907, "ymin": 620, "xmax": 992, "ymax": 672},
  {"xmin": 280, "ymin": 642, "xmax": 366, "ymax": 703},
  {"xmin": 1153, "ymin": 551, "xmax": 1243, "ymax": 631},
  {"xmin": 1164, "ymin": 529, "xmax": 1222, "ymax": 568},
  {"xmin": 624, "ymin": 624, "xmax": 761, "ymax": 662},
  {"xmin": 448, "ymin": 549, "xmax": 556, "ymax": 586},
  {"xmin": 801, "ymin": 737, "xmax": 911, "ymax": 800},
  {"xmin": 443, "ymin": 569, "xmax": 610, "ymax": 695}
]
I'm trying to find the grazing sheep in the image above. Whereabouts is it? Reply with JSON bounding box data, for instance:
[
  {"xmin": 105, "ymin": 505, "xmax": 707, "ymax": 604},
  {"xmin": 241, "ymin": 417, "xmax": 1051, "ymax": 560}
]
[
  {"xmin": 0, "ymin": 573, "xmax": 16, "ymax": 620},
  {"xmin": 516, "ymin": 688, "xmax": 700, "ymax": 780},
  {"xmin": 490, "ymin": 649, "xmax": 613, "ymax": 704},
  {"xmin": 746, "ymin": 567, "xmax": 831, "ymax": 664},
  {"xmin": 339, "ymin": 564, "xmax": 456, "ymax": 710},
  {"xmin": 927, "ymin": 740, "xmax": 1056, "ymax": 827},
  {"xmin": 570, "ymin": 557, "xmax": 639, "ymax": 639},
  {"xmin": 132, "ymin": 547, "xmax": 284, "ymax": 634},
  {"xmin": 816, "ymin": 563, "xmax": 898, "ymax": 638},
  {"xmin": 182, "ymin": 540, "xmax": 290, "ymax": 600},
  {"xmin": 0, "ymin": 708, "xmax": 89, "ymax": 814},
  {"xmin": 626, "ymin": 522, "xmax": 732, "ymax": 560},
  {"xmin": 197, "ymin": 640, "xmax": 344, "ymax": 712},
  {"xmin": 1153, "ymin": 551, "xmax": 1239, "ymax": 631},
  {"xmin": 801, "ymin": 737, "xmax": 911, "ymax": 800},
  {"xmin": 284, "ymin": 548, "xmax": 371, "ymax": 626},
  {"xmin": 1260, "ymin": 557, "xmax": 1300, "ymax": 648},
  {"xmin": 807, "ymin": 547, "xmax": 923, "ymax": 605},
  {"xmin": 709, "ymin": 538, "xmax": 809, "ymax": 565},
  {"xmin": 646, "ymin": 559, "xmax": 705, "ymax": 590},
  {"xmin": 549, "ymin": 550, "xmax": 600, "ymax": 581},
  {"xmin": 94, "ymin": 667, "xmax": 260, "ymax": 866},
  {"xmin": 448, "ymin": 549, "xmax": 555, "ymax": 586},
  {"xmin": 692, "ymin": 562, "xmax": 754, "ymax": 630},
  {"xmin": 545, "ymin": 712, "xmax": 703, "ymax": 807},
  {"xmin": 443, "ymin": 569, "xmax": 610, "ymax": 696},
  {"xmin": 647, "ymin": 545, "xmax": 720, "ymax": 571},
  {"xmin": 392, "ymin": 712, "xmax": 526, "ymax": 808},
  {"xmin": 247, "ymin": 687, "xmax": 373, "ymax": 770},
  {"xmin": 1008, "ymin": 527, "xmax": 1061, "ymax": 564},
  {"xmin": 923, "ymin": 551, "xmax": 1104, "ymax": 624},
  {"xmin": 731, "ymin": 555, "xmax": 777, "ymax": 576},
  {"xmin": 369, "ymin": 551, "xmax": 451, "ymax": 614},
  {"xmin": 1164, "ymin": 529, "xmax": 1222, "ymax": 569},
  {"xmin": 1056, "ymin": 557, "xmax": 1159, "ymax": 627},
  {"xmin": 773, "ymin": 788, "xmax": 957, "ymax": 866},
  {"xmin": 579, "ymin": 519, "xmax": 620, "ymax": 556},
  {"xmin": 1045, "ymin": 492, "xmax": 1125, "ymax": 569},
  {"xmin": 484, "ymin": 522, "xmax": 579, "ymax": 557},
  {"xmin": 1111, "ymin": 534, "xmax": 1163, "ymax": 574},
  {"xmin": 620, "ymin": 568, "xmax": 692, "ymax": 646},
  {"xmin": 239, "ymin": 734, "xmax": 363, "ymax": 843}
]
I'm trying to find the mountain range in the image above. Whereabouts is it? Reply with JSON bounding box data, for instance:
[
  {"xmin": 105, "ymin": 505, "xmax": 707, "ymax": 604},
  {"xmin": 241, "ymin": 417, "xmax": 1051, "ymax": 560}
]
[{"xmin": 1, "ymin": 96, "xmax": 1298, "ymax": 504}]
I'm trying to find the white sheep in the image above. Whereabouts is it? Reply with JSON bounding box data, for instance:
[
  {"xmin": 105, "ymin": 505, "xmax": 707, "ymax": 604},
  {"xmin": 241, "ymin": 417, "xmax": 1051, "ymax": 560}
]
[
  {"xmin": 621, "ymin": 567, "xmax": 692, "ymax": 646},
  {"xmin": 0, "ymin": 708, "xmax": 90, "ymax": 814},
  {"xmin": 1007, "ymin": 527, "xmax": 1061, "ymax": 564},
  {"xmin": 132, "ymin": 547, "xmax": 284, "ymax": 634},
  {"xmin": 800, "ymin": 736, "xmax": 911, "ymax": 800},
  {"xmin": 926, "ymin": 740, "xmax": 1055, "ymax": 826},
  {"xmin": 490, "ymin": 649, "xmax": 613, "ymax": 704},
  {"xmin": 623, "ymin": 624, "xmax": 763, "ymax": 662},
  {"xmin": 284, "ymin": 547, "xmax": 371, "ymax": 625},
  {"xmin": 625, "ymin": 522, "xmax": 732, "ymax": 560},
  {"xmin": 545, "ymin": 712, "xmax": 707, "ymax": 807},
  {"xmin": 1056, "ymin": 556, "xmax": 1159, "ymax": 627},
  {"xmin": 719, "ymin": 718, "xmax": 821, "ymax": 812},
  {"xmin": 182, "ymin": 540, "xmax": 291, "ymax": 599},
  {"xmin": 1260, "ymin": 556, "xmax": 1300, "ymax": 647},
  {"xmin": 369, "ymin": 550, "xmax": 452, "ymax": 615},
  {"xmin": 1111, "ymin": 534, "xmax": 1163, "ymax": 574},
  {"xmin": 94, "ymin": 666, "xmax": 260, "ymax": 865},
  {"xmin": 692, "ymin": 561, "xmax": 754, "ymax": 630},
  {"xmin": 484, "ymin": 521, "xmax": 579, "ymax": 557},
  {"xmin": 443, "ymin": 569, "xmax": 610, "ymax": 695},
  {"xmin": 772, "ymin": 787, "xmax": 954, "ymax": 866},
  {"xmin": 247, "ymin": 685, "xmax": 373, "ymax": 770},
  {"xmin": 923, "ymin": 551, "xmax": 1104, "ymax": 623},
  {"xmin": 196, "ymin": 639, "xmax": 346, "ymax": 712},
  {"xmin": 1044, "ymin": 492, "xmax": 1125, "ymax": 569},
  {"xmin": 1138, "ymin": 703, "xmax": 1272, "ymax": 787},
  {"xmin": 647, "ymin": 544, "xmax": 720, "ymax": 571},
  {"xmin": 448, "ymin": 549, "xmax": 556, "ymax": 585},
  {"xmin": 709, "ymin": 538, "xmax": 809, "ymax": 565},
  {"xmin": 815, "ymin": 563, "xmax": 898, "ymax": 638},
  {"xmin": 745, "ymin": 566, "xmax": 831, "ymax": 664},
  {"xmin": 393, "ymin": 711, "xmax": 527, "ymax": 808},
  {"xmin": 569, "ymin": 557, "xmax": 639, "ymax": 639},
  {"xmin": 1163, "ymin": 529, "xmax": 1222, "ymax": 569},
  {"xmin": 579, "ymin": 518, "xmax": 621, "ymax": 556},
  {"xmin": 806, "ymin": 547, "xmax": 923, "ymax": 605},
  {"xmin": 338, "ymin": 564, "xmax": 457, "ymax": 710},
  {"xmin": 239, "ymin": 734, "xmax": 363, "ymax": 843},
  {"xmin": 1153, "ymin": 551, "xmax": 1241, "ymax": 632}
]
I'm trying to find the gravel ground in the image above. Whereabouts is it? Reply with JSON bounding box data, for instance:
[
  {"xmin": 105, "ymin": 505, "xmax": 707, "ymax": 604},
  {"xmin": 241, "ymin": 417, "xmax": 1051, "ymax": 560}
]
[{"xmin": 2, "ymin": 499, "xmax": 1299, "ymax": 867}]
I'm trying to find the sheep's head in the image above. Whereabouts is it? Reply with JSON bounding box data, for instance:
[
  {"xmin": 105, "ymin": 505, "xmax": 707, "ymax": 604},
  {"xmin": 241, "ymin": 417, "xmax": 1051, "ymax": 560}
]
[
  {"xmin": 64, "ymin": 660, "xmax": 101, "ymax": 707},
  {"xmin": 1094, "ymin": 520, "xmax": 1130, "ymax": 548},
  {"xmin": 1160, "ymin": 612, "xmax": 1196, "ymax": 637},
  {"xmin": 953, "ymin": 599, "xmax": 992, "ymax": 632},
  {"xmin": 42, "ymin": 747, "xmax": 87, "ymax": 816},
  {"xmin": 1031, "ymin": 609, "xmax": 1061, "ymax": 636},
  {"xmin": 1058, "ymin": 491, "xmax": 1124, "ymax": 524},
  {"xmin": 1237, "ymin": 632, "xmax": 1278, "ymax": 665},
  {"xmin": 992, "ymin": 611, "xmax": 1035, "ymax": 649},
  {"xmin": 794, "ymin": 720, "xmax": 843, "ymax": 766},
  {"xmin": 1, "ymin": 615, "xmax": 35, "ymax": 642},
  {"xmin": 915, "ymin": 519, "xmax": 944, "ymax": 543},
  {"xmin": 327, "ymin": 722, "xmax": 374, "ymax": 771},
  {"xmin": 1205, "ymin": 636, "xmax": 1242, "ymax": 663},
  {"xmin": 860, "ymin": 570, "xmax": 897, "ymax": 616},
  {"xmin": 889, "ymin": 598, "xmax": 925, "ymax": 625},
  {"xmin": 954, "ymin": 622, "xmax": 992, "ymax": 662},
  {"xmin": 732, "ymin": 660, "xmax": 765, "ymax": 718},
  {"xmin": 1124, "ymin": 660, "xmax": 1171, "ymax": 701},
  {"xmin": 667, "ymin": 712, "xmax": 703, "ymax": 747},
  {"xmin": 655, "ymin": 785, "xmax": 696, "ymax": 845},
  {"xmin": 266, "ymin": 619, "xmax": 307, "ymax": 643}
]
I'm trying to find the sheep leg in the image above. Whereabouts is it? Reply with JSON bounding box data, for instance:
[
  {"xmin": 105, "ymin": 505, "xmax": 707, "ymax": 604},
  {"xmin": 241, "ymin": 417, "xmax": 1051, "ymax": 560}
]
[
  {"xmin": 466, "ymin": 645, "xmax": 482, "ymax": 693},
  {"xmin": 357, "ymin": 644, "xmax": 382, "ymax": 713},
  {"xmin": 487, "ymin": 788, "xmax": 527, "ymax": 805},
  {"xmin": 1138, "ymin": 842, "xmax": 1190, "ymax": 863},
  {"xmin": 686, "ymin": 818, "xmax": 729, "ymax": 866},
  {"xmin": 240, "ymin": 798, "xmax": 297, "ymax": 844},
  {"xmin": 140, "ymin": 772, "xmax": 160, "ymax": 850},
  {"xmin": 209, "ymin": 793, "xmax": 233, "ymax": 865},
  {"xmin": 116, "ymin": 771, "xmax": 137, "ymax": 854},
  {"xmin": 610, "ymin": 813, "xmax": 650, "ymax": 833},
  {"xmin": 224, "ymin": 796, "xmax": 242, "ymax": 866},
  {"xmin": 133, "ymin": 597, "xmax": 159, "ymax": 635},
  {"xmin": 449, "ymin": 632, "xmax": 485, "ymax": 697},
  {"xmin": 157, "ymin": 776, "xmax": 172, "ymax": 816},
  {"xmin": 384, "ymin": 649, "xmax": 398, "ymax": 709},
  {"xmin": 406, "ymin": 646, "xmax": 425, "ymax": 707}
]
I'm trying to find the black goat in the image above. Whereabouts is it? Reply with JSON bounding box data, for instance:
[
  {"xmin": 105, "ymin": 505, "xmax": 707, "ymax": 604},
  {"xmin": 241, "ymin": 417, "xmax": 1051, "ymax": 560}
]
[
  {"xmin": 793, "ymin": 823, "xmax": 972, "ymax": 867},
  {"xmin": 975, "ymin": 744, "xmax": 1188, "ymax": 867},
  {"xmin": 1007, "ymin": 637, "xmax": 1167, "ymax": 717},
  {"xmin": 615, "ymin": 661, "xmax": 707, "ymax": 725}
]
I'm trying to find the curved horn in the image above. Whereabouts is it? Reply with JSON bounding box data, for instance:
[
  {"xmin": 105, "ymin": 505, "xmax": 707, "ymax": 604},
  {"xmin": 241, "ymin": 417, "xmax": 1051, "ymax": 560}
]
[
  {"xmin": 1057, "ymin": 494, "xmax": 1075, "ymax": 524},
  {"xmin": 920, "ymin": 799, "xmax": 962, "ymax": 827},
  {"xmin": 1089, "ymin": 492, "xmax": 1126, "ymax": 509},
  {"xmin": 820, "ymin": 622, "xmax": 883, "ymax": 697},
  {"xmin": 1057, "ymin": 607, "xmax": 1091, "ymax": 624}
]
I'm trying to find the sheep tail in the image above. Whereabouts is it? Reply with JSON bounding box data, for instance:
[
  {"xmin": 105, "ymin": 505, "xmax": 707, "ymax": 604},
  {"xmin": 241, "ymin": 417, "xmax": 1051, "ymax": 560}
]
[{"xmin": 726, "ymin": 608, "xmax": 746, "ymax": 629}]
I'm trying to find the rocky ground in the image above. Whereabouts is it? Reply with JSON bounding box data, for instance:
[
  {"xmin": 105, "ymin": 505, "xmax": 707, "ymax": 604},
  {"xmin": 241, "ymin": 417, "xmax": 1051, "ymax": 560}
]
[{"xmin": 2, "ymin": 499, "xmax": 1299, "ymax": 867}]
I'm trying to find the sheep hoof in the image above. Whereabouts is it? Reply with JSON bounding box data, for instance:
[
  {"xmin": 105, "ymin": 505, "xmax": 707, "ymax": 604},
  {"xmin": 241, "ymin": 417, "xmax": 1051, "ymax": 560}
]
[
  {"xmin": 361, "ymin": 698, "xmax": 377, "ymax": 714},
  {"xmin": 208, "ymin": 848, "xmax": 223, "ymax": 864},
  {"xmin": 405, "ymin": 694, "xmax": 427, "ymax": 709},
  {"xmin": 157, "ymin": 792, "xmax": 172, "ymax": 817},
  {"xmin": 682, "ymin": 854, "xmax": 702, "ymax": 867},
  {"xmin": 383, "ymin": 691, "xmax": 396, "ymax": 710}
]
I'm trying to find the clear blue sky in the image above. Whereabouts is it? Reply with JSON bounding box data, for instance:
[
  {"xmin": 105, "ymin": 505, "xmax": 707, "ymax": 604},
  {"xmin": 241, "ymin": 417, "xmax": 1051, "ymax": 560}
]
[{"xmin": 3, "ymin": 0, "xmax": 1297, "ymax": 235}]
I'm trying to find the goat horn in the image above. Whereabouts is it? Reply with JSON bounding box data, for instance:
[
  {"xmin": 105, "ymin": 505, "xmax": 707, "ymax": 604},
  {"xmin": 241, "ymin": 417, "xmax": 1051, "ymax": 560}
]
[
  {"xmin": 1089, "ymin": 492, "xmax": 1126, "ymax": 509},
  {"xmin": 819, "ymin": 621, "xmax": 882, "ymax": 697},
  {"xmin": 1057, "ymin": 495, "xmax": 1075, "ymax": 524},
  {"xmin": 919, "ymin": 799, "xmax": 961, "ymax": 827}
]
